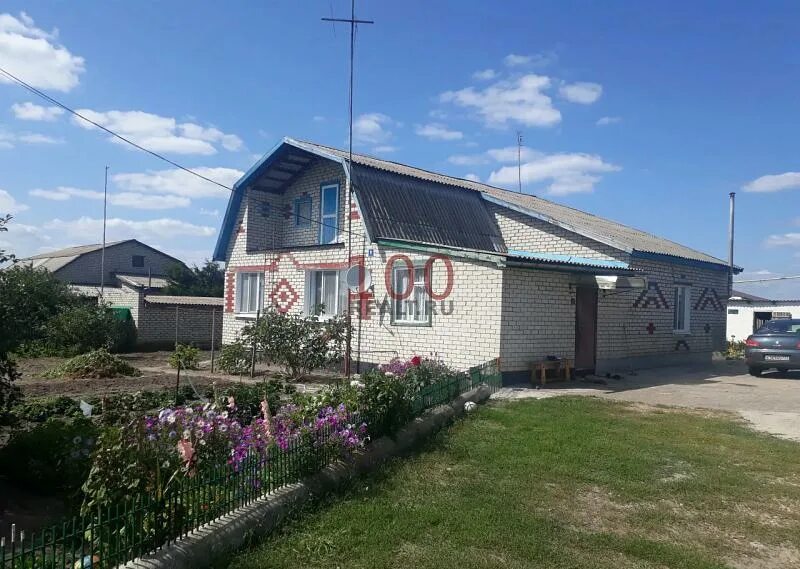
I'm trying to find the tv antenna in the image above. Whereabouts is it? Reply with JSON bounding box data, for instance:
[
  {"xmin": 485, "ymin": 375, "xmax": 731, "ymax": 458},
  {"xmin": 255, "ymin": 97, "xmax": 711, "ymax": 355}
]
[
  {"xmin": 322, "ymin": 1, "xmax": 373, "ymax": 378},
  {"xmin": 516, "ymin": 131, "xmax": 523, "ymax": 194}
]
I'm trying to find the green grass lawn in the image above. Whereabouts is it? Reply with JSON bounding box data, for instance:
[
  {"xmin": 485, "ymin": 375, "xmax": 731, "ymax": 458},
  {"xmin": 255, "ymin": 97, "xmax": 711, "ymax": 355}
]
[{"xmin": 224, "ymin": 398, "xmax": 800, "ymax": 569}]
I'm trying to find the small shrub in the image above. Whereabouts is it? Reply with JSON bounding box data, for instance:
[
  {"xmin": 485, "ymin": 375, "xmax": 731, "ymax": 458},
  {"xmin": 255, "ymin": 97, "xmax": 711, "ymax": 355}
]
[
  {"xmin": 241, "ymin": 310, "xmax": 349, "ymax": 379},
  {"xmin": 725, "ymin": 339, "xmax": 746, "ymax": 360},
  {"xmin": 213, "ymin": 380, "xmax": 296, "ymax": 422},
  {"xmin": 357, "ymin": 369, "xmax": 415, "ymax": 438},
  {"xmin": 10, "ymin": 395, "xmax": 83, "ymax": 422},
  {"xmin": 0, "ymin": 417, "xmax": 98, "ymax": 494},
  {"xmin": 217, "ymin": 341, "xmax": 251, "ymax": 374},
  {"xmin": 0, "ymin": 355, "xmax": 21, "ymax": 421},
  {"xmin": 169, "ymin": 344, "xmax": 200, "ymax": 370},
  {"xmin": 19, "ymin": 303, "xmax": 136, "ymax": 357},
  {"xmin": 43, "ymin": 348, "xmax": 142, "ymax": 379}
]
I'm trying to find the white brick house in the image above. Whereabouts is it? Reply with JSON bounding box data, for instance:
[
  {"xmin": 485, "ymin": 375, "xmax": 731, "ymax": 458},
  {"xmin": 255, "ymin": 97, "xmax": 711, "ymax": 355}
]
[{"xmin": 214, "ymin": 138, "xmax": 739, "ymax": 379}]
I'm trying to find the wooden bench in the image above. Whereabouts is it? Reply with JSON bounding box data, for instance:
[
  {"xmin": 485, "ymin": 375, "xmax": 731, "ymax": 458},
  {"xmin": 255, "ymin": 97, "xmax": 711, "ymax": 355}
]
[{"xmin": 529, "ymin": 358, "xmax": 573, "ymax": 385}]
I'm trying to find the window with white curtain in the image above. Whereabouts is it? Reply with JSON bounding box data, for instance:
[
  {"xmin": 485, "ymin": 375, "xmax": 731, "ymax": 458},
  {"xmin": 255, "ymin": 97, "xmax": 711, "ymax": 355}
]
[
  {"xmin": 673, "ymin": 285, "xmax": 691, "ymax": 333},
  {"xmin": 235, "ymin": 272, "xmax": 264, "ymax": 314},
  {"xmin": 392, "ymin": 264, "xmax": 430, "ymax": 325},
  {"xmin": 308, "ymin": 270, "xmax": 340, "ymax": 317}
]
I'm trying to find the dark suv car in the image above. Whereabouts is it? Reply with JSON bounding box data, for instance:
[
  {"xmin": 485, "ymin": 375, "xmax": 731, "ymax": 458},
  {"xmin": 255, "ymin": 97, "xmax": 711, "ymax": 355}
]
[{"xmin": 745, "ymin": 318, "xmax": 800, "ymax": 376}]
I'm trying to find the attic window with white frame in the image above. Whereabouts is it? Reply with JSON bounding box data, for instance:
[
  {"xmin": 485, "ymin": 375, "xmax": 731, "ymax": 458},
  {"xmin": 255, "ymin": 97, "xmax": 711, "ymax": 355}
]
[
  {"xmin": 319, "ymin": 183, "xmax": 339, "ymax": 244},
  {"xmin": 673, "ymin": 285, "xmax": 691, "ymax": 333},
  {"xmin": 236, "ymin": 272, "xmax": 264, "ymax": 315}
]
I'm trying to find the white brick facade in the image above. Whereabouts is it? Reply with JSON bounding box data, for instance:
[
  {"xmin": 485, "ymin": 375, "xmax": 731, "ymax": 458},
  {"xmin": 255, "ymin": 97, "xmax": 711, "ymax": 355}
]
[{"xmin": 220, "ymin": 158, "xmax": 730, "ymax": 376}]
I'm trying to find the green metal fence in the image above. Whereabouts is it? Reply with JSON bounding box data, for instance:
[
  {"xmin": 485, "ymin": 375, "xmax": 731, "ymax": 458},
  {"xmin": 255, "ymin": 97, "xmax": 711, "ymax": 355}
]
[{"xmin": 0, "ymin": 359, "xmax": 501, "ymax": 569}]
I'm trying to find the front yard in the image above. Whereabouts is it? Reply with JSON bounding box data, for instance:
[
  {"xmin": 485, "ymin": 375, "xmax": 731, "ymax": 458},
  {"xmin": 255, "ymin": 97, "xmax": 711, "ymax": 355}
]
[{"xmin": 226, "ymin": 397, "xmax": 800, "ymax": 569}]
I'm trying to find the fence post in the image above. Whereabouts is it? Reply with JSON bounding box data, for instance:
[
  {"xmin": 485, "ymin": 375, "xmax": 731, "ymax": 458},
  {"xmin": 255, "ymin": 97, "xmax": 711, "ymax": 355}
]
[
  {"xmin": 174, "ymin": 306, "xmax": 179, "ymax": 349},
  {"xmin": 210, "ymin": 308, "xmax": 216, "ymax": 373}
]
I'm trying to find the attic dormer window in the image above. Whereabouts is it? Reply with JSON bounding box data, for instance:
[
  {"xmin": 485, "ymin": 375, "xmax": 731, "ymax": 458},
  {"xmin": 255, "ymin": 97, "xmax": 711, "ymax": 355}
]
[
  {"xmin": 132, "ymin": 255, "xmax": 145, "ymax": 268},
  {"xmin": 319, "ymin": 183, "xmax": 339, "ymax": 244}
]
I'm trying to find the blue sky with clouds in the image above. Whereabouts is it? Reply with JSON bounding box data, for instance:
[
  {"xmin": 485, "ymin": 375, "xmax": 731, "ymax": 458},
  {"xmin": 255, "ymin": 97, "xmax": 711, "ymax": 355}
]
[{"xmin": 1, "ymin": 1, "xmax": 799, "ymax": 296}]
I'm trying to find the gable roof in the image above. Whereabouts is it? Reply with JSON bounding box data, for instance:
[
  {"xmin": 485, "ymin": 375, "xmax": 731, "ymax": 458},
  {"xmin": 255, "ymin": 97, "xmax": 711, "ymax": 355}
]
[
  {"xmin": 18, "ymin": 239, "xmax": 186, "ymax": 274},
  {"xmin": 215, "ymin": 138, "xmax": 733, "ymax": 270}
]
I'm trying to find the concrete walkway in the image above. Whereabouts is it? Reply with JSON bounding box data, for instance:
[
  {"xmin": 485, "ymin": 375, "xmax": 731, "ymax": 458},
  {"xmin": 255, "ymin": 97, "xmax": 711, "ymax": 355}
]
[{"xmin": 493, "ymin": 360, "xmax": 800, "ymax": 442}]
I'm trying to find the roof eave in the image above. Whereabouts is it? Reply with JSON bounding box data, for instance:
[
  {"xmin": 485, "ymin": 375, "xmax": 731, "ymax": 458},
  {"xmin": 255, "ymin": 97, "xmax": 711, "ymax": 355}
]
[
  {"xmin": 212, "ymin": 138, "xmax": 353, "ymax": 262},
  {"xmin": 631, "ymin": 250, "xmax": 741, "ymax": 273}
]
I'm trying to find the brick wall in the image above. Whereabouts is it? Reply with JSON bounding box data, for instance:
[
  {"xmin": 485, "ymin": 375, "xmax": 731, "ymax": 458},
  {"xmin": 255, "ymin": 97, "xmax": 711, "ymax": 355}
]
[
  {"xmin": 137, "ymin": 302, "xmax": 223, "ymax": 350},
  {"xmin": 489, "ymin": 203, "xmax": 628, "ymax": 262}
]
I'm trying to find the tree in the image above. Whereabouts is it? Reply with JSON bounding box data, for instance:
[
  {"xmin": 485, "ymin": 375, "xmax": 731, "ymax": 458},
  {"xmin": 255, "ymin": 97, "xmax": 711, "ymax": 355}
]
[
  {"xmin": 0, "ymin": 214, "xmax": 13, "ymax": 265},
  {"xmin": 162, "ymin": 260, "xmax": 224, "ymax": 297}
]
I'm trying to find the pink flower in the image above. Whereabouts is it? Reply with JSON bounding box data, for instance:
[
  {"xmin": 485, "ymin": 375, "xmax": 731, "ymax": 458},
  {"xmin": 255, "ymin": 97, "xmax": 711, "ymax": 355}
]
[
  {"xmin": 177, "ymin": 439, "xmax": 195, "ymax": 467},
  {"xmin": 227, "ymin": 396, "xmax": 236, "ymax": 410},
  {"xmin": 411, "ymin": 355, "xmax": 422, "ymax": 367}
]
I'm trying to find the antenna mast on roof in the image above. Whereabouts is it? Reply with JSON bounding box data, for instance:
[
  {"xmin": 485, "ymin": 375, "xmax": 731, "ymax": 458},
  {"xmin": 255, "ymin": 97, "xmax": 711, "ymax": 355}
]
[
  {"xmin": 322, "ymin": 1, "xmax": 373, "ymax": 379},
  {"xmin": 516, "ymin": 131, "xmax": 523, "ymax": 194},
  {"xmin": 100, "ymin": 165, "xmax": 109, "ymax": 299}
]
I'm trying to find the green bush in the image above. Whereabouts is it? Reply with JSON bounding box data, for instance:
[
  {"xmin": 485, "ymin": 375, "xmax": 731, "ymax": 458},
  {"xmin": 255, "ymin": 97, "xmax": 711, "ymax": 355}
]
[
  {"xmin": 169, "ymin": 343, "xmax": 200, "ymax": 370},
  {"xmin": 216, "ymin": 341, "xmax": 251, "ymax": 374},
  {"xmin": 213, "ymin": 380, "xmax": 296, "ymax": 422},
  {"xmin": 241, "ymin": 310, "xmax": 349, "ymax": 380},
  {"xmin": 0, "ymin": 355, "xmax": 21, "ymax": 421},
  {"xmin": 43, "ymin": 348, "xmax": 142, "ymax": 379},
  {"xmin": 10, "ymin": 395, "xmax": 83, "ymax": 422},
  {"xmin": 19, "ymin": 303, "xmax": 137, "ymax": 357},
  {"xmin": 0, "ymin": 417, "xmax": 98, "ymax": 494},
  {"xmin": 357, "ymin": 369, "xmax": 415, "ymax": 438}
]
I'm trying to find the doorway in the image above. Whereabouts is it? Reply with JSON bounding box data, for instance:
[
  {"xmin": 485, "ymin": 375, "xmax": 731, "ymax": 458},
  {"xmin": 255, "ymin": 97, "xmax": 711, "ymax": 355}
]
[{"xmin": 575, "ymin": 287, "xmax": 598, "ymax": 373}]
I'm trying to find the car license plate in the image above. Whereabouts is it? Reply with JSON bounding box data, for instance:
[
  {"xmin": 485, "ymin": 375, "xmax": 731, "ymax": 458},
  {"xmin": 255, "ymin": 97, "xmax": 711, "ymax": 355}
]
[{"xmin": 765, "ymin": 355, "xmax": 791, "ymax": 361}]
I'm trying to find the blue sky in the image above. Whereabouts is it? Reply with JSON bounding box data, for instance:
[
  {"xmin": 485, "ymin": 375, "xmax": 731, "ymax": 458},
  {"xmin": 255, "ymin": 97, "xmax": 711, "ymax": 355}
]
[{"xmin": 1, "ymin": 1, "xmax": 799, "ymax": 297}]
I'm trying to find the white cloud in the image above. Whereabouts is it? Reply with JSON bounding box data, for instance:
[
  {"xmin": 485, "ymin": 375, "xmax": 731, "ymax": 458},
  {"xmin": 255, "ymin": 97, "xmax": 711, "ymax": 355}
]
[
  {"xmin": 559, "ymin": 81, "xmax": 603, "ymax": 104},
  {"xmin": 596, "ymin": 116, "xmax": 621, "ymax": 126},
  {"xmin": 312, "ymin": 115, "xmax": 326, "ymax": 122},
  {"xmin": 352, "ymin": 112, "xmax": 395, "ymax": 145},
  {"xmin": 11, "ymin": 101, "xmax": 64, "ymax": 121},
  {"xmin": 72, "ymin": 109, "xmax": 243, "ymax": 155},
  {"xmin": 486, "ymin": 150, "xmax": 620, "ymax": 195},
  {"xmin": 0, "ymin": 188, "xmax": 27, "ymax": 213},
  {"xmin": 743, "ymin": 172, "xmax": 800, "ymax": 193},
  {"xmin": 764, "ymin": 233, "xmax": 800, "ymax": 247},
  {"xmin": 199, "ymin": 208, "xmax": 219, "ymax": 217},
  {"xmin": 372, "ymin": 145, "xmax": 397, "ymax": 154},
  {"xmin": 503, "ymin": 52, "xmax": 557, "ymax": 68},
  {"xmin": 486, "ymin": 147, "xmax": 540, "ymax": 163},
  {"xmin": 440, "ymin": 74, "xmax": 561, "ymax": 128},
  {"xmin": 463, "ymin": 173, "xmax": 481, "ymax": 182},
  {"xmin": 0, "ymin": 12, "xmax": 85, "ymax": 92},
  {"xmin": 29, "ymin": 186, "xmax": 189, "ymax": 210},
  {"xmin": 472, "ymin": 69, "xmax": 497, "ymax": 81},
  {"xmin": 0, "ymin": 221, "xmax": 51, "ymax": 259},
  {"xmin": 112, "ymin": 167, "xmax": 243, "ymax": 199},
  {"xmin": 414, "ymin": 123, "xmax": 463, "ymax": 141},
  {"xmin": 447, "ymin": 154, "xmax": 489, "ymax": 166},
  {"xmin": 44, "ymin": 216, "xmax": 216, "ymax": 240},
  {"xmin": 17, "ymin": 133, "xmax": 62, "ymax": 144}
]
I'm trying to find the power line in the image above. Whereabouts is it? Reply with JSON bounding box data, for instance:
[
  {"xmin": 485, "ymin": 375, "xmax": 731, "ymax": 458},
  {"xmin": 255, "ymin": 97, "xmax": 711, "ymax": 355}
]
[
  {"xmin": 0, "ymin": 64, "xmax": 373, "ymax": 240},
  {"xmin": 734, "ymin": 274, "xmax": 800, "ymax": 284},
  {"xmin": 0, "ymin": 66, "xmax": 231, "ymax": 192}
]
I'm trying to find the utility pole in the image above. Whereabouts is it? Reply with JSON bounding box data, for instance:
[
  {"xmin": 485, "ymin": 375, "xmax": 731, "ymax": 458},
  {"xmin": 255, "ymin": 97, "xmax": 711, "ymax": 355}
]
[
  {"xmin": 100, "ymin": 165, "xmax": 109, "ymax": 299},
  {"xmin": 322, "ymin": 1, "xmax": 373, "ymax": 379},
  {"xmin": 728, "ymin": 192, "xmax": 736, "ymax": 295},
  {"xmin": 516, "ymin": 131, "xmax": 523, "ymax": 194}
]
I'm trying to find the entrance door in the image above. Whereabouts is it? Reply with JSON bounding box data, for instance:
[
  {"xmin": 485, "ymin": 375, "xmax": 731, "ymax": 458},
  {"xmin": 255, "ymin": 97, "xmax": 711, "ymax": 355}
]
[{"xmin": 575, "ymin": 287, "xmax": 598, "ymax": 373}]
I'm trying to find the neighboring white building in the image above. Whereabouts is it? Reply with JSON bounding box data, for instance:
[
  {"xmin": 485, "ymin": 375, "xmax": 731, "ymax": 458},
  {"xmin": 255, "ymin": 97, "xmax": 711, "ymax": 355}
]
[{"xmin": 727, "ymin": 290, "xmax": 800, "ymax": 341}]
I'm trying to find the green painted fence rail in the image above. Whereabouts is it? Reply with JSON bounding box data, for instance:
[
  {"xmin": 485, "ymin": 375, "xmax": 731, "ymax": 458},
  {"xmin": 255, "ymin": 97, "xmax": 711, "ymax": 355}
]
[{"xmin": 1, "ymin": 359, "xmax": 501, "ymax": 569}]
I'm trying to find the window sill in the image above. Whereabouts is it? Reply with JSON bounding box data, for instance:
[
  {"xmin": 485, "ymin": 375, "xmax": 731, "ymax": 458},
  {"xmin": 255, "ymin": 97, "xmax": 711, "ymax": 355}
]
[
  {"xmin": 234, "ymin": 312, "xmax": 260, "ymax": 320},
  {"xmin": 392, "ymin": 320, "xmax": 433, "ymax": 328}
]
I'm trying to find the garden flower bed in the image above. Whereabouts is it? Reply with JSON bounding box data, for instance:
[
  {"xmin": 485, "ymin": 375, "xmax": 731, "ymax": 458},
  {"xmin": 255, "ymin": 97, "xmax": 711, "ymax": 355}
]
[{"xmin": 0, "ymin": 356, "xmax": 501, "ymax": 569}]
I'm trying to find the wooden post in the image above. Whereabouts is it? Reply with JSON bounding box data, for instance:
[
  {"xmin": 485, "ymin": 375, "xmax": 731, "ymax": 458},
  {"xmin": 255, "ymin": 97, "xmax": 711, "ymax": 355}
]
[{"xmin": 210, "ymin": 308, "xmax": 217, "ymax": 373}]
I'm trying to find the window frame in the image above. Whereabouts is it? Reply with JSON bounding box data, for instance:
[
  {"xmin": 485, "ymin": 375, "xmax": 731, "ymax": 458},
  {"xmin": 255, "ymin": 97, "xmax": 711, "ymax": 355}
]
[
  {"xmin": 235, "ymin": 272, "xmax": 264, "ymax": 316},
  {"xmin": 673, "ymin": 285, "xmax": 691, "ymax": 334},
  {"xmin": 132, "ymin": 255, "xmax": 145, "ymax": 268},
  {"xmin": 391, "ymin": 262, "xmax": 432, "ymax": 327},
  {"xmin": 294, "ymin": 195, "xmax": 312, "ymax": 228},
  {"xmin": 306, "ymin": 269, "xmax": 342, "ymax": 319},
  {"xmin": 318, "ymin": 182, "xmax": 339, "ymax": 244}
]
